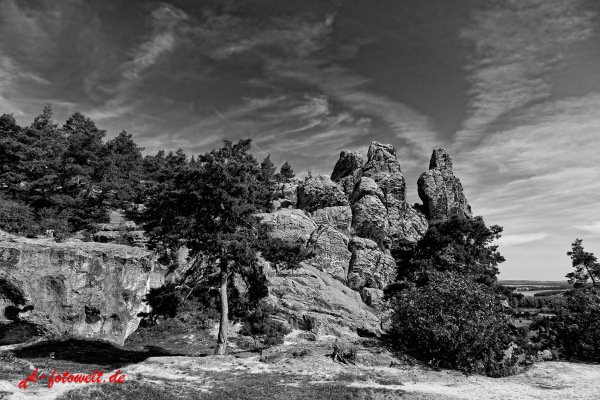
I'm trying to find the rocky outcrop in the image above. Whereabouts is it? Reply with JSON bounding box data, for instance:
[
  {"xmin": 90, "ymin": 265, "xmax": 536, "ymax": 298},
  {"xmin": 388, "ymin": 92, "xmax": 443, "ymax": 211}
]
[
  {"xmin": 309, "ymin": 206, "xmax": 352, "ymax": 236},
  {"xmin": 0, "ymin": 238, "xmax": 165, "ymax": 346},
  {"xmin": 306, "ymin": 225, "xmax": 351, "ymax": 281},
  {"xmin": 297, "ymin": 175, "xmax": 348, "ymax": 212},
  {"xmin": 256, "ymin": 209, "xmax": 317, "ymax": 244},
  {"xmin": 418, "ymin": 148, "xmax": 472, "ymax": 222},
  {"xmin": 347, "ymin": 238, "xmax": 396, "ymax": 291},
  {"xmin": 331, "ymin": 150, "xmax": 363, "ymax": 198},
  {"xmin": 386, "ymin": 202, "xmax": 428, "ymax": 245},
  {"xmin": 264, "ymin": 262, "xmax": 380, "ymax": 336},
  {"xmin": 350, "ymin": 194, "xmax": 389, "ymax": 245},
  {"xmin": 359, "ymin": 142, "xmax": 428, "ymax": 245}
]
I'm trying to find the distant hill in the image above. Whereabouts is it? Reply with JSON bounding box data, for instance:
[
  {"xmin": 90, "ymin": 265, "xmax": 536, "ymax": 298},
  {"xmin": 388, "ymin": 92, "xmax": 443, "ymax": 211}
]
[{"xmin": 499, "ymin": 280, "xmax": 571, "ymax": 289}]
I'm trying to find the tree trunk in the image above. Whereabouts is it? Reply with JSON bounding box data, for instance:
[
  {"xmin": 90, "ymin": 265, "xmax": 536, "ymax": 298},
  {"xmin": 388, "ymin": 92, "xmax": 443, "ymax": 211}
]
[{"xmin": 214, "ymin": 270, "xmax": 229, "ymax": 355}]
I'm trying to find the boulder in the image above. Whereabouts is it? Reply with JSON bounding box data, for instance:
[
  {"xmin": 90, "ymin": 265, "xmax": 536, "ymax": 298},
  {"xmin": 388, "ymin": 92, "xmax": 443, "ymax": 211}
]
[
  {"xmin": 360, "ymin": 288, "xmax": 385, "ymax": 311},
  {"xmin": 331, "ymin": 150, "xmax": 363, "ymax": 198},
  {"xmin": 256, "ymin": 209, "xmax": 317, "ymax": 244},
  {"xmin": 347, "ymin": 238, "xmax": 396, "ymax": 291},
  {"xmin": 363, "ymin": 142, "xmax": 404, "ymax": 180},
  {"xmin": 418, "ymin": 148, "xmax": 472, "ymax": 221},
  {"xmin": 386, "ymin": 202, "xmax": 428, "ymax": 245},
  {"xmin": 350, "ymin": 195, "xmax": 388, "ymax": 245},
  {"xmin": 309, "ymin": 206, "xmax": 352, "ymax": 235},
  {"xmin": 350, "ymin": 177, "xmax": 385, "ymax": 205},
  {"xmin": 265, "ymin": 263, "xmax": 380, "ymax": 336},
  {"xmin": 306, "ymin": 225, "xmax": 351, "ymax": 281},
  {"xmin": 297, "ymin": 175, "xmax": 348, "ymax": 212},
  {"xmin": 0, "ymin": 238, "xmax": 165, "ymax": 346}
]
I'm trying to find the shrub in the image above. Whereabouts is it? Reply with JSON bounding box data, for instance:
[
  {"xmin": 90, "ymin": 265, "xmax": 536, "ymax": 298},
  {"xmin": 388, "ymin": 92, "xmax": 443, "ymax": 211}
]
[
  {"xmin": 240, "ymin": 304, "xmax": 291, "ymax": 345},
  {"xmin": 0, "ymin": 196, "xmax": 38, "ymax": 236},
  {"xmin": 532, "ymin": 287, "xmax": 600, "ymax": 361},
  {"xmin": 388, "ymin": 271, "xmax": 522, "ymax": 377}
]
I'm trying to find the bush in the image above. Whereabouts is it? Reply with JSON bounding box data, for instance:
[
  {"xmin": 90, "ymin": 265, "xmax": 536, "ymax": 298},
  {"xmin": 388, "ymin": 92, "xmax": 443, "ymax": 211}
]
[
  {"xmin": 388, "ymin": 271, "xmax": 522, "ymax": 377},
  {"xmin": 240, "ymin": 304, "xmax": 291, "ymax": 346},
  {"xmin": 532, "ymin": 287, "xmax": 600, "ymax": 361},
  {"xmin": 0, "ymin": 196, "xmax": 38, "ymax": 236}
]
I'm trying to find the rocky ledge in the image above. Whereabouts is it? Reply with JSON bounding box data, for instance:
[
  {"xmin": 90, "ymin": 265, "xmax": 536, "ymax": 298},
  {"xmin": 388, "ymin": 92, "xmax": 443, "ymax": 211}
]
[{"xmin": 0, "ymin": 234, "xmax": 165, "ymax": 346}]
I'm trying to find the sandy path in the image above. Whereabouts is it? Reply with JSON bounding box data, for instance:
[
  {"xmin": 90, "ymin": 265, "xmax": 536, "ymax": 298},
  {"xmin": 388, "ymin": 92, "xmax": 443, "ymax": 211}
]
[{"xmin": 2, "ymin": 355, "xmax": 599, "ymax": 400}]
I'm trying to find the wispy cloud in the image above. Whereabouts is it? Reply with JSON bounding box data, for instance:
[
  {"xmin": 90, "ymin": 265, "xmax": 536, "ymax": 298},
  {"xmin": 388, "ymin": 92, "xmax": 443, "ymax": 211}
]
[
  {"xmin": 497, "ymin": 233, "xmax": 549, "ymax": 248},
  {"xmin": 87, "ymin": 4, "xmax": 188, "ymax": 121},
  {"xmin": 456, "ymin": 0, "xmax": 594, "ymax": 145},
  {"xmin": 574, "ymin": 220, "xmax": 600, "ymax": 235}
]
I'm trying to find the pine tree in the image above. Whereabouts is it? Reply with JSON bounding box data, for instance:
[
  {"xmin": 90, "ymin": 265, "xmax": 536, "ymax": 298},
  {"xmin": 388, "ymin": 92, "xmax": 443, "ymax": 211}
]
[
  {"xmin": 567, "ymin": 239, "xmax": 600, "ymax": 287},
  {"xmin": 277, "ymin": 161, "xmax": 295, "ymax": 183}
]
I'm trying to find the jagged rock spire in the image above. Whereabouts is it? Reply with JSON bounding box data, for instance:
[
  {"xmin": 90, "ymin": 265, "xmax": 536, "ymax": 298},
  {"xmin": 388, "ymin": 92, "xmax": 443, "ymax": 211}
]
[
  {"xmin": 418, "ymin": 148, "xmax": 472, "ymax": 222},
  {"xmin": 331, "ymin": 150, "xmax": 363, "ymax": 198}
]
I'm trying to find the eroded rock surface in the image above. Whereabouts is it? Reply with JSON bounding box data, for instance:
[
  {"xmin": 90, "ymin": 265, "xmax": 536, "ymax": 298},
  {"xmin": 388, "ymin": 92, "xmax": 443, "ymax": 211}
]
[
  {"xmin": 0, "ymin": 238, "xmax": 165, "ymax": 345},
  {"xmin": 265, "ymin": 263, "xmax": 380, "ymax": 336},
  {"xmin": 351, "ymin": 195, "xmax": 389, "ymax": 245},
  {"xmin": 418, "ymin": 148, "xmax": 472, "ymax": 221},
  {"xmin": 347, "ymin": 238, "xmax": 396, "ymax": 291},
  {"xmin": 331, "ymin": 150, "xmax": 363, "ymax": 198},
  {"xmin": 297, "ymin": 175, "xmax": 348, "ymax": 212},
  {"xmin": 309, "ymin": 206, "xmax": 352, "ymax": 235},
  {"xmin": 256, "ymin": 209, "xmax": 317, "ymax": 244},
  {"xmin": 306, "ymin": 225, "xmax": 351, "ymax": 281}
]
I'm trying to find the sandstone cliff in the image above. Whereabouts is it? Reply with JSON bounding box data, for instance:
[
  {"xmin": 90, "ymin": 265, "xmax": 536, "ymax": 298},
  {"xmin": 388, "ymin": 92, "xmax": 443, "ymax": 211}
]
[
  {"xmin": 0, "ymin": 234, "xmax": 165, "ymax": 346},
  {"xmin": 262, "ymin": 142, "xmax": 472, "ymax": 336}
]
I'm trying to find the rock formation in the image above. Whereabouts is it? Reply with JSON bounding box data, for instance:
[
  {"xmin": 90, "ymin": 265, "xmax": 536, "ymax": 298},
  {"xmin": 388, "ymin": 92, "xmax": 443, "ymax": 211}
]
[
  {"xmin": 306, "ymin": 225, "xmax": 352, "ymax": 281},
  {"xmin": 331, "ymin": 150, "xmax": 363, "ymax": 198},
  {"xmin": 258, "ymin": 142, "xmax": 472, "ymax": 337},
  {"xmin": 347, "ymin": 238, "xmax": 395, "ymax": 291},
  {"xmin": 0, "ymin": 237, "xmax": 165, "ymax": 345},
  {"xmin": 0, "ymin": 142, "xmax": 473, "ymax": 343},
  {"xmin": 256, "ymin": 209, "xmax": 317, "ymax": 244},
  {"xmin": 264, "ymin": 263, "xmax": 380, "ymax": 336},
  {"xmin": 297, "ymin": 175, "xmax": 349, "ymax": 212},
  {"xmin": 309, "ymin": 206, "xmax": 352, "ymax": 236},
  {"xmin": 418, "ymin": 148, "xmax": 472, "ymax": 222}
]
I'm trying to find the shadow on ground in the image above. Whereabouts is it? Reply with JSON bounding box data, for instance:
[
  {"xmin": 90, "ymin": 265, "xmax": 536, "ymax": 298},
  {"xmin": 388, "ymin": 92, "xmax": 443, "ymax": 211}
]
[{"xmin": 13, "ymin": 338, "xmax": 177, "ymax": 372}]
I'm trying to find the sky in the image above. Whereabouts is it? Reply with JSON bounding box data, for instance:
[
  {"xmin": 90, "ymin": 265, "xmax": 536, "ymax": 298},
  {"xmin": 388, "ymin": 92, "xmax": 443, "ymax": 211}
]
[{"xmin": 1, "ymin": 0, "xmax": 600, "ymax": 280}]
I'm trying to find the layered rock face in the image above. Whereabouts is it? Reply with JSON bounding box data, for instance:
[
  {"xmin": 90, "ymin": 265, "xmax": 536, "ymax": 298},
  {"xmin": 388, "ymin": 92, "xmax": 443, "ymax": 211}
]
[
  {"xmin": 264, "ymin": 263, "xmax": 380, "ymax": 335},
  {"xmin": 418, "ymin": 148, "xmax": 472, "ymax": 221},
  {"xmin": 0, "ymin": 237, "xmax": 165, "ymax": 345}
]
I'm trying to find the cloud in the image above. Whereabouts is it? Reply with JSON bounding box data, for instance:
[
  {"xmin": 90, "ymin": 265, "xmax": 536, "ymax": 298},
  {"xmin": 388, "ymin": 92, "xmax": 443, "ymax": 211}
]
[
  {"xmin": 456, "ymin": 0, "xmax": 594, "ymax": 145},
  {"xmin": 454, "ymin": 91, "xmax": 600, "ymax": 279},
  {"xmin": 574, "ymin": 220, "xmax": 600, "ymax": 235},
  {"xmin": 497, "ymin": 233, "xmax": 549, "ymax": 247},
  {"xmin": 86, "ymin": 4, "xmax": 188, "ymax": 121}
]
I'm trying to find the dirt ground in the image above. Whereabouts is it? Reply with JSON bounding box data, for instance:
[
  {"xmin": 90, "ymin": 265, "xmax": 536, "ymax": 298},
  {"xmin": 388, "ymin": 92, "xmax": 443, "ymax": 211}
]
[{"xmin": 1, "ymin": 332, "xmax": 599, "ymax": 400}]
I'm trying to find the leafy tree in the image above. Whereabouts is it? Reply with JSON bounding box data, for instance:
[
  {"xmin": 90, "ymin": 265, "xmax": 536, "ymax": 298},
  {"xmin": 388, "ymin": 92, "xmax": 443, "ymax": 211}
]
[
  {"xmin": 276, "ymin": 161, "xmax": 295, "ymax": 183},
  {"xmin": 388, "ymin": 271, "xmax": 521, "ymax": 376},
  {"xmin": 566, "ymin": 239, "xmax": 599, "ymax": 287},
  {"xmin": 392, "ymin": 216, "xmax": 505, "ymax": 287},
  {"xmin": 144, "ymin": 139, "xmax": 272, "ymax": 354}
]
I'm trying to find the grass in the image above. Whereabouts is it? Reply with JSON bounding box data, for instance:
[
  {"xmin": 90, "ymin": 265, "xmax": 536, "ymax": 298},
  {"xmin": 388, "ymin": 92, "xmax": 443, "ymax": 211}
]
[{"xmin": 56, "ymin": 371, "xmax": 414, "ymax": 400}]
